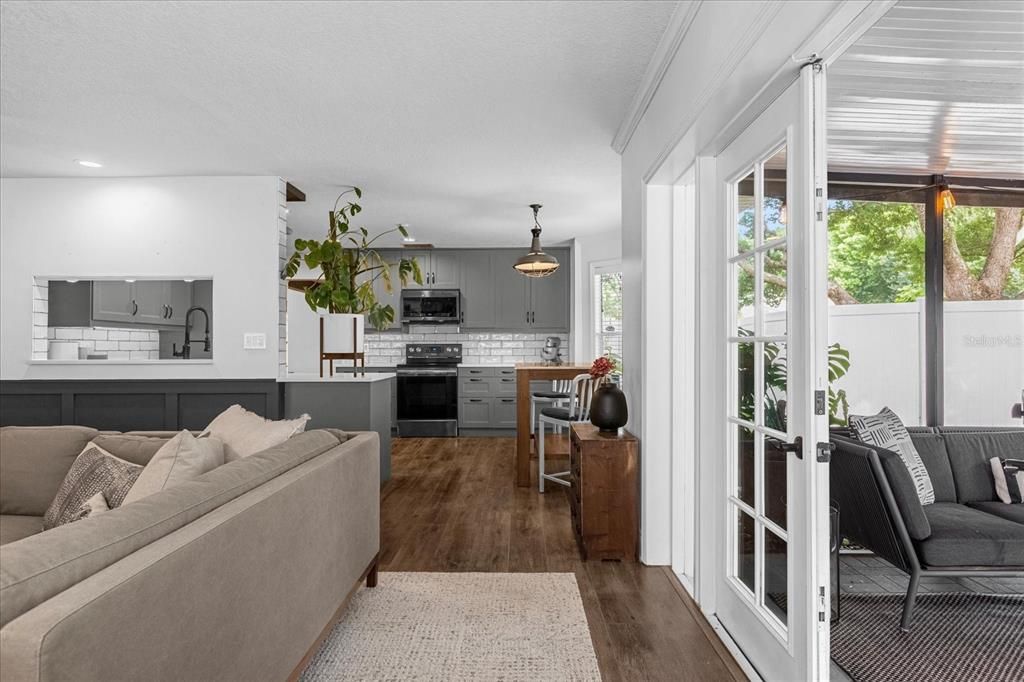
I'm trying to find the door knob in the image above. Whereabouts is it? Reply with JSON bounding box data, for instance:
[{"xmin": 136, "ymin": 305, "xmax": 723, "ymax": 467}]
[{"xmin": 768, "ymin": 435, "xmax": 803, "ymax": 459}]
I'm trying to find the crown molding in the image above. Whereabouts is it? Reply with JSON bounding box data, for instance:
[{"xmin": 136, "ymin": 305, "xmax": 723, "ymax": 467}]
[{"xmin": 611, "ymin": 1, "xmax": 703, "ymax": 155}]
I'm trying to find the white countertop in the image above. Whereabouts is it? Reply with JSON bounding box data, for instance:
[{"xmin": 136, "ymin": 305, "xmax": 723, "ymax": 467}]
[
  {"xmin": 29, "ymin": 359, "xmax": 215, "ymax": 365},
  {"xmin": 457, "ymin": 363, "xmax": 513, "ymax": 368},
  {"xmin": 278, "ymin": 372, "xmax": 396, "ymax": 383}
]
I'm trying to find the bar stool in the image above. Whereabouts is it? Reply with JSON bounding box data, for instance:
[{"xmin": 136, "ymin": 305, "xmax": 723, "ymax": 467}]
[
  {"xmin": 530, "ymin": 379, "xmax": 572, "ymax": 436},
  {"xmin": 538, "ymin": 373, "xmax": 596, "ymax": 492}
]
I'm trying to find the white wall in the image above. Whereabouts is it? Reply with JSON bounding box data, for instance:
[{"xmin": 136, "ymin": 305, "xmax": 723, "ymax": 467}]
[
  {"xmin": 571, "ymin": 229, "xmax": 622, "ymax": 362},
  {"xmin": 1, "ymin": 176, "xmax": 283, "ymax": 379},
  {"xmin": 617, "ymin": 0, "xmax": 844, "ymax": 565}
]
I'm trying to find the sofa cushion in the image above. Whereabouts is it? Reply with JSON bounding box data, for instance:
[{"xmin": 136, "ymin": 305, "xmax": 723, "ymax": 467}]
[
  {"xmin": 0, "ymin": 426, "xmax": 99, "ymax": 516},
  {"xmin": 917, "ymin": 503, "xmax": 1024, "ymax": 567},
  {"xmin": 850, "ymin": 407, "xmax": 934, "ymax": 504},
  {"xmin": 967, "ymin": 501, "xmax": 1024, "ymax": 526},
  {"xmin": 201, "ymin": 405, "xmax": 310, "ymax": 462},
  {"xmin": 876, "ymin": 447, "xmax": 931, "ymax": 540},
  {"xmin": 909, "ymin": 433, "xmax": 956, "ymax": 503},
  {"xmin": 42, "ymin": 445, "xmax": 142, "ymax": 530},
  {"xmin": 0, "ymin": 429, "xmax": 344, "ymax": 628},
  {"xmin": 90, "ymin": 433, "xmax": 172, "ymax": 466},
  {"xmin": 121, "ymin": 431, "xmax": 225, "ymax": 505},
  {"xmin": 0, "ymin": 515, "xmax": 43, "ymax": 546},
  {"xmin": 944, "ymin": 432, "xmax": 1024, "ymax": 503}
]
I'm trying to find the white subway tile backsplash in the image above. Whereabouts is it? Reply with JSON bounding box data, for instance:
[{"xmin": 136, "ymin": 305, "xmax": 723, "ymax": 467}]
[
  {"xmin": 55, "ymin": 328, "xmax": 83, "ymax": 340},
  {"xmin": 94, "ymin": 340, "xmax": 119, "ymax": 351},
  {"xmin": 129, "ymin": 331, "xmax": 152, "ymax": 341},
  {"xmin": 119, "ymin": 341, "xmax": 141, "ymax": 351},
  {"xmin": 108, "ymin": 331, "xmax": 130, "ymax": 341}
]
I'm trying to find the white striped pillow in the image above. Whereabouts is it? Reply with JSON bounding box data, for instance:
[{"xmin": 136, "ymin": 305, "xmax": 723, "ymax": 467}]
[{"xmin": 849, "ymin": 407, "xmax": 935, "ymax": 505}]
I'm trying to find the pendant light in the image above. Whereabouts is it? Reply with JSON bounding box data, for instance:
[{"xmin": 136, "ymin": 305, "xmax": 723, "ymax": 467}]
[{"xmin": 513, "ymin": 203, "xmax": 560, "ymax": 277}]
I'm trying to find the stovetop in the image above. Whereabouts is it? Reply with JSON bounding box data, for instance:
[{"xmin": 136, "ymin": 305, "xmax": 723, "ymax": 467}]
[{"xmin": 401, "ymin": 343, "xmax": 463, "ymax": 367}]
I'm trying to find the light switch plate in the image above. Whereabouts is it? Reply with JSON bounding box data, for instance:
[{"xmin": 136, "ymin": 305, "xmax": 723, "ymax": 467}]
[{"xmin": 243, "ymin": 333, "xmax": 267, "ymax": 350}]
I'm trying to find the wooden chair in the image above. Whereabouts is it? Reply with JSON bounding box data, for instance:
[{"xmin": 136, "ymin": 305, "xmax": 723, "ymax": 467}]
[{"xmin": 538, "ymin": 373, "xmax": 596, "ymax": 492}]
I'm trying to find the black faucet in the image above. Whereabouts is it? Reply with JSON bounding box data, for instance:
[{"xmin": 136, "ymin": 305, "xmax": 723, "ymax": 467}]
[{"xmin": 172, "ymin": 306, "xmax": 211, "ymax": 359}]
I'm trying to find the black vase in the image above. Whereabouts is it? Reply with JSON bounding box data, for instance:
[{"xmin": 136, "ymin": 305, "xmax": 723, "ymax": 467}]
[{"xmin": 590, "ymin": 382, "xmax": 628, "ymax": 432}]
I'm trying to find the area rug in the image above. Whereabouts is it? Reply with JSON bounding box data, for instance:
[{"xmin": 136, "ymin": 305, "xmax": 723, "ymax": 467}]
[
  {"xmin": 831, "ymin": 593, "xmax": 1024, "ymax": 682},
  {"xmin": 300, "ymin": 572, "xmax": 602, "ymax": 681}
]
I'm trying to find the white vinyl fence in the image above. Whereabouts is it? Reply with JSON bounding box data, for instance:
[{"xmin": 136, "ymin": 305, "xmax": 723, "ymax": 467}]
[{"xmin": 763, "ymin": 299, "xmax": 1023, "ymax": 427}]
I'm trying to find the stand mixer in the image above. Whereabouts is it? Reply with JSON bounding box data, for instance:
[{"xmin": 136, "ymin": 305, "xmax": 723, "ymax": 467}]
[{"xmin": 539, "ymin": 336, "xmax": 563, "ymax": 366}]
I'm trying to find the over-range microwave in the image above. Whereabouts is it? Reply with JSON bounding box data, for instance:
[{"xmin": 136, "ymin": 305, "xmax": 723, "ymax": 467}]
[{"xmin": 401, "ymin": 289, "xmax": 461, "ymax": 324}]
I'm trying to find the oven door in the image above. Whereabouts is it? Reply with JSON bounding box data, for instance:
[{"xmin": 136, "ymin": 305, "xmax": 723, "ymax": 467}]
[
  {"xmin": 401, "ymin": 290, "xmax": 461, "ymax": 324},
  {"xmin": 396, "ymin": 369, "xmax": 458, "ymax": 421}
]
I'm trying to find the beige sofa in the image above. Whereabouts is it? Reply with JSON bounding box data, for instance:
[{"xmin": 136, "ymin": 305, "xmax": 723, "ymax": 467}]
[{"xmin": 0, "ymin": 425, "xmax": 380, "ymax": 682}]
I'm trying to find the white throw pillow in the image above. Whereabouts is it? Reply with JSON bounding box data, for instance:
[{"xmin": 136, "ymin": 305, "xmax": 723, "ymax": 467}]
[
  {"xmin": 122, "ymin": 430, "xmax": 225, "ymax": 505},
  {"xmin": 849, "ymin": 407, "xmax": 935, "ymax": 505},
  {"xmin": 200, "ymin": 404, "xmax": 310, "ymax": 462}
]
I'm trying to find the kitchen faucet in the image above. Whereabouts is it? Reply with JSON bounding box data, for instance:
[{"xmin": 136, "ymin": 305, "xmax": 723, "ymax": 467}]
[{"xmin": 172, "ymin": 306, "xmax": 211, "ymax": 359}]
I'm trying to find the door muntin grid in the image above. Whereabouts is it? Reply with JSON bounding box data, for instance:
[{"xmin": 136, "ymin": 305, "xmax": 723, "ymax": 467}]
[{"xmin": 727, "ymin": 141, "xmax": 790, "ymax": 636}]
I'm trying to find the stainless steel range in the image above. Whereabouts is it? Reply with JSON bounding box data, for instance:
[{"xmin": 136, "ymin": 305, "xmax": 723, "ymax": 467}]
[{"xmin": 396, "ymin": 343, "xmax": 462, "ymax": 437}]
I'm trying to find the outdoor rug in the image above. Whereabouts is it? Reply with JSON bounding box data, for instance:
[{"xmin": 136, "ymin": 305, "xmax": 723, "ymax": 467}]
[
  {"xmin": 300, "ymin": 572, "xmax": 602, "ymax": 681},
  {"xmin": 831, "ymin": 592, "xmax": 1024, "ymax": 682}
]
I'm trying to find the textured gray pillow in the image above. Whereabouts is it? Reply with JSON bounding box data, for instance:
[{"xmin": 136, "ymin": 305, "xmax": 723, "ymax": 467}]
[
  {"xmin": 43, "ymin": 444, "xmax": 142, "ymax": 529},
  {"xmin": 850, "ymin": 407, "xmax": 935, "ymax": 505}
]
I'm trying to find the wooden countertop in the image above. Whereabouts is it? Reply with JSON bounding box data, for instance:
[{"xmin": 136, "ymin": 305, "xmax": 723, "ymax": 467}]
[{"xmin": 515, "ymin": 363, "xmax": 591, "ymax": 371}]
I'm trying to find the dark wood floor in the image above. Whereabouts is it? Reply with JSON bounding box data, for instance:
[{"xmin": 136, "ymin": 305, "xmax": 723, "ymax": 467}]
[{"xmin": 379, "ymin": 436, "xmax": 744, "ymax": 682}]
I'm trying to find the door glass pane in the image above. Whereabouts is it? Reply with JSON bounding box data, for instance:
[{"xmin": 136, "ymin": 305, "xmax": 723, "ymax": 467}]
[
  {"xmin": 736, "ymin": 341, "xmax": 755, "ymax": 421},
  {"xmin": 736, "ymin": 259, "xmax": 755, "ymax": 330},
  {"xmin": 736, "ymin": 170, "xmax": 755, "ymax": 254},
  {"xmin": 764, "ymin": 529, "xmax": 788, "ymax": 625},
  {"xmin": 764, "ymin": 341, "xmax": 787, "ymax": 431},
  {"xmin": 762, "ymin": 146, "xmax": 787, "ymax": 241},
  {"xmin": 737, "ymin": 509, "xmax": 756, "ymax": 593},
  {"xmin": 764, "ymin": 436, "xmax": 787, "ymax": 530},
  {"xmin": 762, "ymin": 248, "xmax": 788, "ymax": 335},
  {"xmin": 737, "ymin": 425, "xmax": 755, "ymax": 507}
]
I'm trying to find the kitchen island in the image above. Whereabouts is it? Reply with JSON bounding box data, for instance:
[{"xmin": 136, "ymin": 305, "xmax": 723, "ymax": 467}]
[
  {"xmin": 515, "ymin": 363, "xmax": 592, "ymax": 487},
  {"xmin": 280, "ymin": 372, "xmax": 395, "ymax": 481}
]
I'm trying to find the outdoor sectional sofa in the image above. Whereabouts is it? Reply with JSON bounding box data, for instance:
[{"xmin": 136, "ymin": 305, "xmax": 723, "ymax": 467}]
[
  {"xmin": 0, "ymin": 425, "xmax": 380, "ymax": 681},
  {"xmin": 831, "ymin": 426, "xmax": 1024, "ymax": 630}
]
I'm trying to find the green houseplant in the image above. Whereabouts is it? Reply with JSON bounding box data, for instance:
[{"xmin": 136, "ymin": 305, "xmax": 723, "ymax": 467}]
[{"xmin": 282, "ymin": 187, "xmax": 423, "ymax": 336}]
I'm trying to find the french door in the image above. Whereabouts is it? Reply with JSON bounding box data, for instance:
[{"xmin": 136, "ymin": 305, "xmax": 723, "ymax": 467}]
[{"xmin": 713, "ymin": 64, "xmax": 831, "ymax": 680}]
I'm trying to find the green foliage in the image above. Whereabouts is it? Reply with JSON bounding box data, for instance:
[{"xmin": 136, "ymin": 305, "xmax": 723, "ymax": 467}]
[
  {"xmin": 282, "ymin": 187, "xmax": 423, "ymax": 330},
  {"xmin": 737, "ymin": 331, "xmax": 852, "ymax": 428}
]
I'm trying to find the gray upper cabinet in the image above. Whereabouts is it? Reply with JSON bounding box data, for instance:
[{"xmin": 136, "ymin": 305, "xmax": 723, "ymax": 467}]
[
  {"xmin": 458, "ymin": 251, "xmax": 496, "ymax": 328},
  {"xmin": 91, "ymin": 280, "xmax": 193, "ymax": 327},
  {"xmin": 402, "ymin": 250, "xmax": 459, "ymax": 289},
  {"xmin": 491, "ymin": 251, "xmax": 531, "ymax": 328},
  {"xmin": 92, "ymin": 281, "xmax": 136, "ymax": 324},
  {"xmin": 528, "ymin": 250, "xmax": 569, "ymax": 330}
]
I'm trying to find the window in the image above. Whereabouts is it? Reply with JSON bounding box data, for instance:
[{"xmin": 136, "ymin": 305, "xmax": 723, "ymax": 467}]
[{"xmin": 592, "ymin": 264, "xmax": 622, "ymax": 365}]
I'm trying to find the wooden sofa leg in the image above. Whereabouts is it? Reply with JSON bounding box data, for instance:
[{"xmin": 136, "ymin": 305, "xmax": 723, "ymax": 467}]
[
  {"xmin": 900, "ymin": 571, "xmax": 920, "ymax": 632},
  {"xmin": 366, "ymin": 560, "xmax": 378, "ymax": 588}
]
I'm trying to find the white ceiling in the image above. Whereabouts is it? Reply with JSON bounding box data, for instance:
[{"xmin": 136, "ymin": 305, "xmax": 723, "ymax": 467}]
[
  {"xmin": 828, "ymin": 0, "xmax": 1024, "ymax": 178},
  {"xmin": 0, "ymin": 0, "xmax": 678, "ymax": 246}
]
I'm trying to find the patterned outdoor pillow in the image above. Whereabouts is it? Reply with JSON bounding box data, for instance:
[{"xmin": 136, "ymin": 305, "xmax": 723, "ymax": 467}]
[
  {"xmin": 849, "ymin": 407, "xmax": 935, "ymax": 505},
  {"xmin": 43, "ymin": 443, "xmax": 143, "ymax": 529},
  {"xmin": 990, "ymin": 458, "xmax": 1024, "ymax": 504}
]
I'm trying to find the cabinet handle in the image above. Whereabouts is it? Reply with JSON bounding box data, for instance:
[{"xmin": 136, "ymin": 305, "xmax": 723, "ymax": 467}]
[
  {"xmin": 132, "ymin": 300, "xmax": 138, "ymax": 316},
  {"xmin": 469, "ymin": 399, "xmax": 483, "ymax": 403},
  {"xmin": 168, "ymin": 305, "xmax": 173, "ymax": 319},
  {"xmin": 469, "ymin": 378, "xmax": 483, "ymax": 382}
]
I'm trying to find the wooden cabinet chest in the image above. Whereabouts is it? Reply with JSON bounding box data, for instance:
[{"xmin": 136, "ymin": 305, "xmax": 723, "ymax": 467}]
[{"xmin": 569, "ymin": 423, "xmax": 639, "ymax": 561}]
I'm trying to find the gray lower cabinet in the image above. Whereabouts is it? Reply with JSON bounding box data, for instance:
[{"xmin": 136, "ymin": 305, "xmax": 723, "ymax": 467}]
[{"xmin": 457, "ymin": 367, "xmax": 517, "ymax": 430}]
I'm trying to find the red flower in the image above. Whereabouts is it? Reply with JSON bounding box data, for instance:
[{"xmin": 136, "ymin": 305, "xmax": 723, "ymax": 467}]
[{"xmin": 589, "ymin": 356, "xmax": 614, "ymax": 379}]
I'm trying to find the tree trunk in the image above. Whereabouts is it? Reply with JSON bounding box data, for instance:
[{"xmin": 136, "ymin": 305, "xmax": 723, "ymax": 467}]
[{"xmin": 738, "ymin": 260, "xmax": 859, "ymax": 305}]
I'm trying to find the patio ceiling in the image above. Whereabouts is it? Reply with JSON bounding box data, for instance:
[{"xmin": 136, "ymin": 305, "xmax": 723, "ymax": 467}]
[{"xmin": 828, "ymin": 0, "xmax": 1024, "ymax": 179}]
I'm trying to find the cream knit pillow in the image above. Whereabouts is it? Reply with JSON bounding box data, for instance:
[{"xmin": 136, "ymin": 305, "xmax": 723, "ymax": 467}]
[
  {"xmin": 122, "ymin": 430, "xmax": 225, "ymax": 505},
  {"xmin": 200, "ymin": 404, "xmax": 310, "ymax": 462}
]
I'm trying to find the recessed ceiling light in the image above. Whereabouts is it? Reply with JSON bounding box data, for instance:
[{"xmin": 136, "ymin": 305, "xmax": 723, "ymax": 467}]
[
  {"xmin": 76, "ymin": 159, "xmax": 103, "ymax": 168},
  {"xmin": 124, "ymin": 279, "xmax": 136, "ymax": 283}
]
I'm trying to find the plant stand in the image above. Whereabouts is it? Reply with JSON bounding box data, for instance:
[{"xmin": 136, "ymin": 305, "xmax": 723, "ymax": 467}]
[{"xmin": 319, "ymin": 316, "xmax": 365, "ymax": 377}]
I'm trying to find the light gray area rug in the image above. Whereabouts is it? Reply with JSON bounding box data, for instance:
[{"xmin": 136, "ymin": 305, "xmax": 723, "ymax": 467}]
[{"xmin": 301, "ymin": 572, "xmax": 602, "ymax": 681}]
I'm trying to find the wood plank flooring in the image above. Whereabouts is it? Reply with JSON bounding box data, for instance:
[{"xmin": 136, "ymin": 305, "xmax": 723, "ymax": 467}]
[{"xmin": 380, "ymin": 436, "xmax": 744, "ymax": 682}]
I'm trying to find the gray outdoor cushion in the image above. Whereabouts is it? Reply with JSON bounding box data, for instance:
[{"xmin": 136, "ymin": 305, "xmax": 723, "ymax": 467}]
[
  {"xmin": 945, "ymin": 432, "xmax": 1024, "ymax": 503},
  {"xmin": 909, "ymin": 433, "xmax": 956, "ymax": 503},
  {"xmin": 876, "ymin": 447, "xmax": 931, "ymax": 540},
  {"xmin": 917, "ymin": 503, "xmax": 1024, "ymax": 567},
  {"xmin": 968, "ymin": 501, "xmax": 1024, "ymax": 526}
]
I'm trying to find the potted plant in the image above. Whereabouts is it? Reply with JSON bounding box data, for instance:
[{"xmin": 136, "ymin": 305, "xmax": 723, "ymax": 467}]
[
  {"xmin": 282, "ymin": 187, "xmax": 422, "ymax": 353},
  {"xmin": 588, "ymin": 355, "xmax": 628, "ymax": 432}
]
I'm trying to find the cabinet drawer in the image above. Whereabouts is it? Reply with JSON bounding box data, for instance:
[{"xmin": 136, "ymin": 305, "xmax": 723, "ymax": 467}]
[
  {"xmin": 460, "ymin": 376, "xmax": 491, "ymax": 395},
  {"xmin": 459, "ymin": 367, "xmax": 494, "ymax": 377},
  {"xmin": 492, "ymin": 397, "xmax": 517, "ymax": 427},
  {"xmin": 493, "ymin": 376, "xmax": 517, "ymax": 396},
  {"xmin": 496, "ymin": 367, "xmax": 516, "ymax": 377},
  {"xmin": 459, "ymin": 397, "xmax": 492, "ymax": 428}
]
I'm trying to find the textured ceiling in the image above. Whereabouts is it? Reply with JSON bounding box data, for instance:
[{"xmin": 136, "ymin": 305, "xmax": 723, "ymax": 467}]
[
  {"xmin": 0, "ymin": 0, "xmax": 678, "ymax": 246},
  {"xmin": 828, "ymin": 0, "xmax": 1024, "ymax": 178}
]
